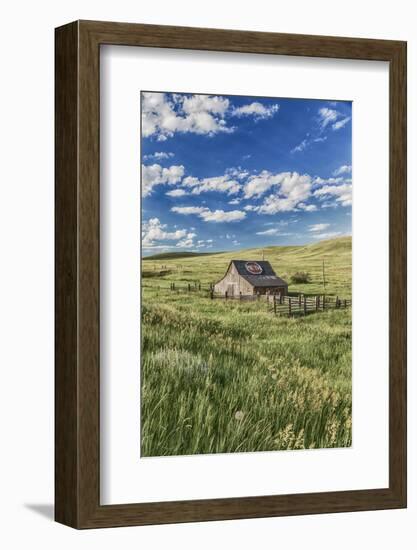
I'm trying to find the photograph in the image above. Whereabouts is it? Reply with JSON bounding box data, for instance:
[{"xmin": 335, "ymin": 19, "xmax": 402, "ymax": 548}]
[{"xmin": 141, "ymin": 91, "xmax": 353, "ymax": 457}]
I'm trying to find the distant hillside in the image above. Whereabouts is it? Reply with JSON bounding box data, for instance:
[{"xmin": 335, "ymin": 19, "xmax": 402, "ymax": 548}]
[
  {"xmin": 142, "ymin": 250, "xmax": 224, "ymax": 261},
  {"xmin": 142, "ymin": 236, "xmax": 352, "ymax": 297},
  {"xmin": 202, "ymin": 236, "xmax": 351, "ymax": 262}
]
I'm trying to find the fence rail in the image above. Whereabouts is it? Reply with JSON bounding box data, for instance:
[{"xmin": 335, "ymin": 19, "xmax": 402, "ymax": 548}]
[{"xmin": 144, "ymin": 280, "xmax": 351, "ymax": 317}]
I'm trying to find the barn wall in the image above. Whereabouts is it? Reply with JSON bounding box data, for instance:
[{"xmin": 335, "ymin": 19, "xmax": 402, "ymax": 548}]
[{"xmin": 214, "ymin": 263, "xmax": 255, "ymax": 295}]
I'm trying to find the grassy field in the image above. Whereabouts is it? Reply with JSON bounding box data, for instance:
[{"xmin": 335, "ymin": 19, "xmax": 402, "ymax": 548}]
[{"xmin": 141, "ymin": 236, "xmax": 352, "ymax": 457}]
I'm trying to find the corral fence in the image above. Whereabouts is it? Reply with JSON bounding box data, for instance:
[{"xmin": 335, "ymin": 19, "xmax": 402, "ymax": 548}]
[
  {"xmin": 208, "ymin": 288, "xmax": 351, "ymax": 317},
  {"xmin": 145, "ymin": 280, "xmax": 351, "ymax": 317},
  {"xmin": 266, "ymin": 294, "xmax": 351, "ymax": 317}
]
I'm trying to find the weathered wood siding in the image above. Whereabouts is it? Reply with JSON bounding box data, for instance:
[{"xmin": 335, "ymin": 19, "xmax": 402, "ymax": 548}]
[{"xmin": 214, "ymin": 263, "xmax": 254, "ymax": 296}]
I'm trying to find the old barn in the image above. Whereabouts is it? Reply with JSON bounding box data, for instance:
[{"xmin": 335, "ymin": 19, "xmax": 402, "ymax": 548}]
[{"xmin": 214, "ymin": 260, "xmax": 288, "ymax": 297}]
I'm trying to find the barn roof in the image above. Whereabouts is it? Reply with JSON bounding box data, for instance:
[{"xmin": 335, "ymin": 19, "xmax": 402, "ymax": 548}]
[{"xmin": 230, "ymin": 260, "xmax": 288, "ymax": 288}]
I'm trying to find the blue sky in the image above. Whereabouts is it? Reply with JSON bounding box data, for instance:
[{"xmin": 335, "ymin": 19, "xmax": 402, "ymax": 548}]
[{"xmin": 141, "ymin": 92, "xmax": 352, "ymax": 256}]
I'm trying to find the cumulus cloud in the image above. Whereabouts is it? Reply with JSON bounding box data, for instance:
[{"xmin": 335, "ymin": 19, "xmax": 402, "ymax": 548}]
[
  {"xmin": 142, "ymin": 163, "xmax": 185, "ymax": 197},
  {"xmin": 171, "ymin": 206, "xmax": 207, "ymax": 215},
  {"xmin": 243, "ymin": 171, "xmax": 314, "ymax": 213},
  {"xmin": 182, "ymin": 174, "xmax": 241, "ymax": 196},
  {"xmin": 176, "ymin": 232, "xmax": 197, "ymax": 248},
  {"xmin": 201, "ymin": 209, "xmax": 246, "ymax": 222},
  {"xmin": 143, "ymin": 151, "xmax": 174, "ymax": 161},
  {"xmin": 314, "ymin": 183, "xmax": 352, "ymax": 206},
  {"xmin": 141, "ymin": 92, "xmax": 233, "ymax": 140},
  {"xmin": 226, "ymin": 167, "xmax": 250, "ymax": 180},
  {"xmin": 309, "ymin": 223, "xmax": 330, "ymax": 232},
  {"xmin": 172, "ymin": 205, "xmax": 246, "ymax": 223},
  {"xmin": 333, "ymin": 164, "xmax": 352, "ymax": 176},
  {"xmin": 298, "ymin": 203, "xmax": 318, "ymax": 212},
  {"xmin": 165, "ymin": 189, "xmax": 187, "ymax": 197},
  {"xmin": 232, "ymin": 102, "xmax": 279, "ymax": 120},
  {"xmin": 142, "ymin": 217, "xmax": 188, "ymax": 248},
  {"xmin": 313, "ymin": 176, "xmax": 346, "ymax": 185}
]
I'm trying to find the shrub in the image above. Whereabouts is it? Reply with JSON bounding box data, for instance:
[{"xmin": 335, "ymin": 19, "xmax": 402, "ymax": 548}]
[{"xmin": 291, "ymin": 271, "xmax": 311, "ymax": 284}]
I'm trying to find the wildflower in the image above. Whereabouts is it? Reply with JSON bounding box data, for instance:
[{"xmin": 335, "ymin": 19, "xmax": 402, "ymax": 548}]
[{"xmin": 234, "ymin": 411, "xmax": 245, "ymax": 421}]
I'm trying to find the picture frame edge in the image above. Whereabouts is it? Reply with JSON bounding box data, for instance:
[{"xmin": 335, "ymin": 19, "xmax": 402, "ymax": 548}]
[{"xmin": 55, "ymin": 20, "xmax": 407, "ymax": 529}]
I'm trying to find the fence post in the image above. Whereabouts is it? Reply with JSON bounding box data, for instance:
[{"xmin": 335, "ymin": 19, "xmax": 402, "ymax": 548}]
[
  {"xmin": 322, "ymin": 295, "xmax": 325, "ymax": 311},
  {"xmin": 303, "ymin": 295, "xmax": 307, "ymax": 315},
  {"xmin": 299, "ymin": 294, "xmax": 302, "ymax": 307},
  {"xmin": 344, "ymin": 299, "xmax": 347, "ymax": 308},
  {"xmin": 210, "ymin": 289, "xmax": 214, "ymax": 300},
  {"xmin": 336, "ymin": 295, "xmax": 339, "ymax": 308},
  {"xmin": 225, "ymin": 291, "xmax": 228, "ymax": 300},
  {"xmin": 289, "ymin": 298, "xmax": 292, "ymax": 316},
  {"xmin": 315, "ymin": 296, "xmax": 318, "ymax": 311},
  {"xmin": 274, "ymin": 295, "xmax": 277, "ymax": 315},
  {"xmin": 188, "ymin": 283, "xmax": 191, "ymax": 292},
  {"xmin": 198, "ymin": 283, "xmax": 201, "ymax": 291}
]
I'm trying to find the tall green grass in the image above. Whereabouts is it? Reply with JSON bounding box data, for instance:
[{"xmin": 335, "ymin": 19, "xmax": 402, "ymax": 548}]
[{"xmin": 141, "ymin": 237, "xmax": 352, "ymax": 456}]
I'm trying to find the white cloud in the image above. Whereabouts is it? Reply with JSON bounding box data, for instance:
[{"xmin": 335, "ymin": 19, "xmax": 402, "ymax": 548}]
[
  {"xmin": 318, "ymin": 107, "xmax": 339, "ymax": 128},
  {"xmin": 332, "ymin": 117, "xmax": 351, "ymax": 131},
  {"xmin": 241, "ymin": 171, "xmax": 317, "ymax": 214},
  {"xmin": 192, "ymin": 176, "xmax": 241, "ymax": 195},
  {"xmin": 171, "ymin": 206, "xmax": 207, "ymax": 215},
  {"xmin": 179, "ymin": 172, "xmax": 242, "ymax": 196},
  {"xmin": 291, "ymin": 139, "xmax": 308, "ymax": 154},
  {"xmin": 142, "ymin": 163, "xmax": 185, "ymax": 197},
  {"xmin": 298, "ymin": 203, "xmax": 318, "ymax": 212},
  {"xmin": 228, "ymin": 198, "xmax": 241, "ymax": 205},
  {"xmin": 314, "ymin": 183, "xmax": 352, "ymax": 206},
  {"xmin": 176, "ymin": 232, "xmax": 197, "ymax": 249},
  {"xmin": 309, "ymin": 223, "xmax": 330, "ymax": 232},
  {"xmin": 232, "ymin": 102, "xmax": 279, "ymax": 120},
  {"xmin": 143, "ymin": 151, "xmax": 174, "ymax": 161},
  {"xmin": 142, "ymin": 92, "xmax": 233, "ymax": 140},
  {"xmin": 321, "ymin": 201, "xmax": 338, "ymax": 209},
  {"xmin": 333, "ymin": 164, "xmax": 352, "ymax": 176},
  {"xmin": 256, "ymin": 228, "xmax": 291, "ymax": 236},
  {"xmin": 313, "ymin": 176, "xmax": 346, "ymax": 185},
  {"xmin": 226, "ymin": 167, "xmax": 250, "ymax": 180},
  {"xmin": 200, "ymin": 209, "xmax": 246, "ymax": 222},
  {"xmin": 172, "ymin": 205, "xmax": 246, "ymax": 223},
  {"xmin": 142, "ymin": 217, "xmax": 188, "ymax": 248},
  {"xmin": 312, "ymin": 231, "xmax": 343, "ymax": 240},
  {"xmin": 291, "ymin": 135, "xmax": 327, "ymax": 154},
  {"xmin": 165, "ymin": 189, "xmax": 187, "ymax": 197}
]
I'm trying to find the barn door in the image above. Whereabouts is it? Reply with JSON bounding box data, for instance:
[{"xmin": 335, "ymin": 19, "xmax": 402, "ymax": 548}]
[{"xmin": 227, "ymin": 284, "xmax": 235, "ymax": 296}]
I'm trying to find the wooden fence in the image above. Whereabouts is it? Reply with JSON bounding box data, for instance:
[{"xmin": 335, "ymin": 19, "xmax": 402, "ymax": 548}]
[
  {"xmin": 145, "ymin": 281, "xmax": 351, "ymax": 317},
  {"xmin": 267, "ymin": 294, "xmax": 351, "ymax": 316}
]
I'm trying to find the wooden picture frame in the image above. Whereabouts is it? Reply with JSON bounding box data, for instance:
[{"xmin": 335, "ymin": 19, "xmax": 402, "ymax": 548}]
[{"xmin": 55, "ymin": 20, "xmax": 407, "ymax": 529}]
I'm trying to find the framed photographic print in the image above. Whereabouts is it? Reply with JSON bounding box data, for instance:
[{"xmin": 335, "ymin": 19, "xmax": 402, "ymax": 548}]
[{"xmin": 55, "ymin": 20, "xmax": 406, "ymax": 528}]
